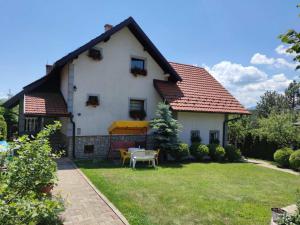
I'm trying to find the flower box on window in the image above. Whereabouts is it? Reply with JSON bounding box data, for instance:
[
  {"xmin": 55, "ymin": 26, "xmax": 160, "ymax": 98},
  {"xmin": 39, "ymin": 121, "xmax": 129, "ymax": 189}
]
[
  {"xmin": 86, "ymin": 96, "xmax": 99, "ymax": 107},
  {"xmin": 131, "ymin": 67, "xmax": 147, "ymax": 76},
  {"xmin": 88, "ymin": 48, "xmax": 102, "ymax": 60},
  {"xmin": 129, "ymin": 109, "xmax": 146, "ymax": 120}
]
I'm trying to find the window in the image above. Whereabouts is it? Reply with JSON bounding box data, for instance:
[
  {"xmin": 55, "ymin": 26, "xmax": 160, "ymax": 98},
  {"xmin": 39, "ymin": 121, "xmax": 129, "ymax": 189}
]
[
  {"xmin": 131, "ymin": 58, "xmax": 147, "ymax": 76},
  {"xmin": 129, "ymin": 99, "xmax": 146, "ymax": 120},
  {"xmin": 209, "ymin": 130, "xmax": 220, "ymax": 144},
  {"xmin": 24, "ymin": 117, "xmax": 39, "ymax": 133},
  {"xmin": 130, "ymin": 99, "xmax": 144, "ymax": 111},
  {"xmin": 86, "ymin": 95, "xmax": 99, "ymax": 107},
  {"xmin": 190, "ymin": 130, "xmax": 201, "ymax": 142},
  {"xmin": 84, "ymin": 145, "xmax": 94, "ymax": 154}
]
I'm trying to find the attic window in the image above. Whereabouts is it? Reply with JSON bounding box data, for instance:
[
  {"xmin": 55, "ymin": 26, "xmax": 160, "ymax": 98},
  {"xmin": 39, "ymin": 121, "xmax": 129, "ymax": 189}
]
[
  {"xmin": 88, "ymin": 48, "xmax": 102, "ymax": 60},
  {"xmin": 131, "ymin": 58, "xmax": 147, "ymax": 76},
  {"xmin": 86, "ymin": 95, "xmax": 99, "ymax": 107}
]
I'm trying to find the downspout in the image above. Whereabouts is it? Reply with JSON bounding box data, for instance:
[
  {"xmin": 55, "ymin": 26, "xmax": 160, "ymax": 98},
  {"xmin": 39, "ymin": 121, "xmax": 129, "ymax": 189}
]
[
  {"xmin": 69, "ymin": 113, "xmax": 76, "ymax": 159},
  {"xmin": 222, "ymin": 114, "xmax": 243, "ymax": 146}
]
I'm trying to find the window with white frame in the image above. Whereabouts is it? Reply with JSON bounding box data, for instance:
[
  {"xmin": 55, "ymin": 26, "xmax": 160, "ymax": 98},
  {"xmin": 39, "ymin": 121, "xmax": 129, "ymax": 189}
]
[{"xmin": 24, "ymin": 117, "xmax": 39, "ymax": 133}]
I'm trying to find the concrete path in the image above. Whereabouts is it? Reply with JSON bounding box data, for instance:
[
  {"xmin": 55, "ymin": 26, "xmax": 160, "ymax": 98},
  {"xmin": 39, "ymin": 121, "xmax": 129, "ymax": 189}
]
[
  {"xmin": 54, "ymin": 158, "xmax": 129, "ymax": 225},
  {"xmin": 246, "ymin": 158, "xmax": 299, "ymax": 176}
]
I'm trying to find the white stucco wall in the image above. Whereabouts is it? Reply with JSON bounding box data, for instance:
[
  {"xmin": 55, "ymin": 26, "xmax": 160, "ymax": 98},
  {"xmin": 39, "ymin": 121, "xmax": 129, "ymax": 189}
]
[
  {"xmin": 60, "ymin": 65, "xmax": 69, "ymax": 102},
  {"xmin": 70, "ymin": 27, "xmax": 168, "ymax": 136},
  {"xmin": 177, "ymin": 112, "xmax": 225, "ymax": 145}
]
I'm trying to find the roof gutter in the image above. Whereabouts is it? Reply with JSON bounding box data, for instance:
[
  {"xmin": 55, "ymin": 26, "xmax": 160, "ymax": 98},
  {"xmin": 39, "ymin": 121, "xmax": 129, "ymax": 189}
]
[{"xmin": 69, "ymin": 113, "xmax": 76, "ymax": 159}]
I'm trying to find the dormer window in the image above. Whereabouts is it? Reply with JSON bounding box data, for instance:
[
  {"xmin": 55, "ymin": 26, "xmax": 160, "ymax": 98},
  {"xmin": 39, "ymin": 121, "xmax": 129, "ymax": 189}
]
[
  {"xmin": 131, "ymin": 58, "xmax": 147, "ymax": 76},
  {"xmin": 86, "ymin": 95, "xmax": 99, "ymax": 107},
  {"xmin": 88, "ymin": 48, "xmax": 102, "ymax": 60}
]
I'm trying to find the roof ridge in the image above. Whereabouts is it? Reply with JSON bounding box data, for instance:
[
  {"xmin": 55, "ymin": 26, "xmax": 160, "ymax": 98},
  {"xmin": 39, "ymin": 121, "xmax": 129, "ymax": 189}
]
[{"xmin": 169, "ymin": 61, "xmax": 204, "ymax": 69}]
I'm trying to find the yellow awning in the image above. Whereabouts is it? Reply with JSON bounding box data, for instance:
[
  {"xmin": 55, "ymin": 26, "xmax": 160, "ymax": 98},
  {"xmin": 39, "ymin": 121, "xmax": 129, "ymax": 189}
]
[{"xmin": 108, "ymin": 120, "xmax": 149, "ymax": 135}]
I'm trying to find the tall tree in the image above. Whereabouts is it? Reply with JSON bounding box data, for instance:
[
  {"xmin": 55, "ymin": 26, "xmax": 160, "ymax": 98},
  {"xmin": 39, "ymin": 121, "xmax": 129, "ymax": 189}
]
[
  {"xmin": 285, "ymin": 80, "xmax": 300, "ymax": 109},
  {"xmin": 150, "ymin": 102, "xmax": 181, "ymax": 160},
  {"xmin": 279, "ymin": 4, "xmax": 300, "ymax": 69},
  {"xmin": 256, "ymin": 91, "xmax": 289, "ymax": 118}
]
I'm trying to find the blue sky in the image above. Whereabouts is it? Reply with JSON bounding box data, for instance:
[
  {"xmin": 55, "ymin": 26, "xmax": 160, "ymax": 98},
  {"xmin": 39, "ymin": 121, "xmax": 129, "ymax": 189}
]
[{"xmin": 0, "ymin": 0, "xmax": 299, "ymax": 107}]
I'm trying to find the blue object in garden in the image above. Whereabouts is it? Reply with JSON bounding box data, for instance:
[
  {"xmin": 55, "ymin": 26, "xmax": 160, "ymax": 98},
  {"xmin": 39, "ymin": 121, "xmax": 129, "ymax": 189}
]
[{"xmin": 0, "ymin": 141, "xmax": 8, "ymax": 152}]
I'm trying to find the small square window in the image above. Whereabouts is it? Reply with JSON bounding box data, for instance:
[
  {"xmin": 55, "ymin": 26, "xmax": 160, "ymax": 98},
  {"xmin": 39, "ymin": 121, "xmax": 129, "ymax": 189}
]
[
  {"xmin": 84, "ymin": 145, "xmax": 94, "ymax": 154},
  {"xmin": 131, "ymin": 58, "xmax": 147, "ymax": 76},
  {"xmin": 209, "ymin": 130, "xmax": 220, "ymax": 144},
  {"xmin": 129, "ymin": 99, "xmax": 146, "ymax": 120}
]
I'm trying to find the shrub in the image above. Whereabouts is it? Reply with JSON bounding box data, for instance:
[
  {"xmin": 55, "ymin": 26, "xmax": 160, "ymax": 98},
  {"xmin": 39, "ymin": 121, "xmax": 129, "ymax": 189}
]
[
  {"xmin": 225, "ymin": 145, "xmax": 242, "ymax": 162},
  {"xmin": 274, "ymin": 147, "xmax": 294, "ymax": 167},
  {"xmin": 170, "ymin": 143, "xmax": 189, "ymax": 161},
  {"xmin": 190, "ymin": 144, "xmax": 209, "ymax": 161},
  {"xmin": 0, "ymin": 121, "xmax": 64, "ymax": 224},
  {"xmin": 208, "ymin": 144, "xmax": 225, "ymax": 161},
  {"xmin": 0, "ymin": 115, "xmax": 7, "ymax": 141},
  {"xmin": 289, "ymin": 150, "xmax": 300, "ymax": 171}
]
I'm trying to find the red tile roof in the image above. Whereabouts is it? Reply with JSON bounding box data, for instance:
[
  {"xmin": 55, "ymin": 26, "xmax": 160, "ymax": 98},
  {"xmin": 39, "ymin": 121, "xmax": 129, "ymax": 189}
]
[
  {"xmin": 24, "ymin": 92, "xmax": 69, "ymax": 116},
  {"xmin": 154, "ymin": 62, "xmax": 250, "ymax": 114}
]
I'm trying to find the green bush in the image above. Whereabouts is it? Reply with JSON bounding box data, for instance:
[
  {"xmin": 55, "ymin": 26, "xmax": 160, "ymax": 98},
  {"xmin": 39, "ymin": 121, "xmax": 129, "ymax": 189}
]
[
  {"xmin": 0, "ymin": 115, "xmax": 7, "ymax": 141},
  {"xmin": 208, "ymin": 144, "xmax": 225, "ymax": 161},
  {"xmin": 274, "ymin": 147, "xmax": 294, "ymax": 167},
  {"xmin": 225, "ymin": 145, "xmax": 242, "ymax": 162},
  {"xmin": 289, "ymin": 150, "xmax": 300, "ymax": 171},
  {"xmin": 0, "ymin": 121, "xmax": 64, "ymax": 224},
  {"xmin": 170, "ymin": 143, "xmax": 189, "ymax": 161},
  {"xmin": 190, "ymin": 144, "xmax": 209, "ymax": 161}
]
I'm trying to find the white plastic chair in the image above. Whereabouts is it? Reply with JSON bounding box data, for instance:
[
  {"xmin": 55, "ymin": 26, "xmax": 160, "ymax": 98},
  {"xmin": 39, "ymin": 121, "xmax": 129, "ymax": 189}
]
[{"xmin": 130, "ymin": 150, "xmax": 156, "ymax": 168}]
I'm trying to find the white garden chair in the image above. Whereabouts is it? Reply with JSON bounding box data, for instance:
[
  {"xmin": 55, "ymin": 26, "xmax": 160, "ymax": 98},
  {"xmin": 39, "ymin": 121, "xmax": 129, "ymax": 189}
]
[{"xmin": 130, "ymin": 150, "xmax": 156, "ymax": 168}]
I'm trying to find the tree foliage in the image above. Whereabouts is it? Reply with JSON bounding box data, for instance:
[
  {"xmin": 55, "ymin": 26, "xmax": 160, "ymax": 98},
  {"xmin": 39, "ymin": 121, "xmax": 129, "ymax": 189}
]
[
  {"xmin": 285, "ymin": 80, "xmax": 300, "ymax": 109},
  {"xmin": 255, "ymin": 112, "xmax": 300, "ymax": 148},
  {"xmin": 0, "ymin": 115, "xmax": 7, "ymax": 141},
  {"xmin": 256, "ymin": 91, "xmax": 289, "ymax": 118},
  {"xmin": 0, "ymin": 121, "xmax": 64, "ymax": 225},
  {"xmin": 150, "ymin": 102, "xmax": 181, "ymax": 159}
]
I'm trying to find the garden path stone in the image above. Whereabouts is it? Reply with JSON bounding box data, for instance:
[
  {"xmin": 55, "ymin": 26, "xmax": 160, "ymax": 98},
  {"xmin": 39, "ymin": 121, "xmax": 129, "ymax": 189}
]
[
  {"xmin": 247, "ymin": 158, "xmax": 299, "ymax": 176},
  {"xmin": 54, "ymin": 158, "xmax": 129, "ymax": 225}
]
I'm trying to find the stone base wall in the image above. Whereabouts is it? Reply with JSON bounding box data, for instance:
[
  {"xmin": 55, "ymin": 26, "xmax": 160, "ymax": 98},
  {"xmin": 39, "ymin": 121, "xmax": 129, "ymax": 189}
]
[{"xmin": 67, "ymin": 135, "xmax": 154, "ymax": 159}]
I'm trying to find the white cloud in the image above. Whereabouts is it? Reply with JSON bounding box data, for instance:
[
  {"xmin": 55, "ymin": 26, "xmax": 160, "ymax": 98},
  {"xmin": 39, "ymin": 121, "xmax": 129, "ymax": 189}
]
[
  {"xmin": 207, "ymin": 61, "xmax": 267, "ymax": 86},
  {"xmin": 250, "ymin": 52, "xmax": 297, "ymax": 69},
  {"xmin": 250, "ymin": 53, "xmax": 274, "ymax": 65},
  {"xmin": 275, "ymin": 44, "xmax": 297, "ymax": 57},
  {"xmin": 206, "ymin": 61, "xmax": 292, "ymax": 107}
]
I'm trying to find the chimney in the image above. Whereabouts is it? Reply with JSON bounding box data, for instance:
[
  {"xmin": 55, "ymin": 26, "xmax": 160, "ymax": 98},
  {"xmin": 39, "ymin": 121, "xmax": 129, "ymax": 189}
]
[
  {"xmin": 104, "ymin": 24, "xmax": 113, "ymax": 32},
  {"xmin": 46, "ymin": 64, "xmax": 53, "ymax": 74}
]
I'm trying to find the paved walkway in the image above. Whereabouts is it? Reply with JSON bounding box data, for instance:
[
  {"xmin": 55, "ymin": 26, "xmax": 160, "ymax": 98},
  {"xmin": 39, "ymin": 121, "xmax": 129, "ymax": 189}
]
[
  {"xmin": 54, "ymin": 158, "xmax": 129, "ymax": 225},
  {"xmin": 246, "ymin": 158, "xmax": 299, "ymax": 176}
]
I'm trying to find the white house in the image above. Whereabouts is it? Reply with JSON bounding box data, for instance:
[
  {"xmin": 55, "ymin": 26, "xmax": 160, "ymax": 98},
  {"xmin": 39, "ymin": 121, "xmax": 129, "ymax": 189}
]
[{"xmin": 3, "ymin": 17, "xmax": 249, "ymax": 158}]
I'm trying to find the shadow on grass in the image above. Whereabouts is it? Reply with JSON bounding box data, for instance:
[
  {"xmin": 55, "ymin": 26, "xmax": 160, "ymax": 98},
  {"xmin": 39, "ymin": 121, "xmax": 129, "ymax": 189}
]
[{"xmin": 75, "ymin": 159, "xmax": 246, "ymax": 171}]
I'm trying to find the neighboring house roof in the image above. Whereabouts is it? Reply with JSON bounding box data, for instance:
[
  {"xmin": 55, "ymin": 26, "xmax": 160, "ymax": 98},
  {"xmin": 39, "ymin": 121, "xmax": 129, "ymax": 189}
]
[
  {"xmin": 24, "ymin": 92, "xmax": 68, "ymax": 116},
  {"xmin": 154, "ymin": 62, "xmax": 250, "ymax": 114}
]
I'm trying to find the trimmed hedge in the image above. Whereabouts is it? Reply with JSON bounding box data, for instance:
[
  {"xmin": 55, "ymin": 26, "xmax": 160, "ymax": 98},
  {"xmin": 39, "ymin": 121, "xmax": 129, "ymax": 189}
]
[
  {"xmin": 190, "ymin": 144, "xmax": 209, "ymax": 161},
  {"xmin": 274, "ymin": 147, "xmax": 294, "ymax": 168},
  {"xmin": 208, "ymin": 144, "xmax": 225, "ymax": 161},
  {"xmin": 173, "ymin": 143, "xmax": 189, "ymax": 161},
  {"xmin": 225, "ymin": 145, "xmax": 242, "ymax": 162},
  {"xmin": 289, "ymin": 150, "xmax": 300, "ymax": 171}
]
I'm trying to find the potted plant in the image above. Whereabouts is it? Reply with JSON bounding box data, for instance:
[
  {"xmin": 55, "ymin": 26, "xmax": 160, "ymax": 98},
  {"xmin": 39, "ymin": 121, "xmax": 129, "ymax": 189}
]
[
  {"xmin": 131, "ymin": 67, "xmax": 147, "ymax": 76},
  {"xmin": 129, "ymin": 110, "xmax": 146, "ymax": 120}
]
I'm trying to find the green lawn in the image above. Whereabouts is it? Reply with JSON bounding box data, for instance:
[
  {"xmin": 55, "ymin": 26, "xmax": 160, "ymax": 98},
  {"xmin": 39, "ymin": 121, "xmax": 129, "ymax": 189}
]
[{"xmin": 76, "ymin": 161, "xmax": 300, "ymax": 225}]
